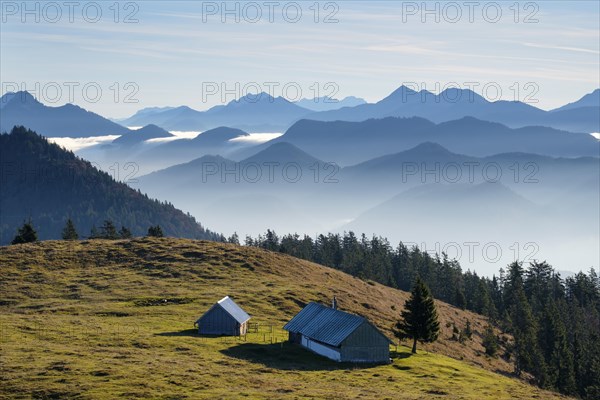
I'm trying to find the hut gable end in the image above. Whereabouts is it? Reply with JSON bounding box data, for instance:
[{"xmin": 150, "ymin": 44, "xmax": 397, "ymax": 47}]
[
  {"xmin": 341, "ymin": 321, "xmax": 394, "ymax": 348},
  {"xmin": 196, "ymin": 296, "xmax": 250, "ymax": 336}
]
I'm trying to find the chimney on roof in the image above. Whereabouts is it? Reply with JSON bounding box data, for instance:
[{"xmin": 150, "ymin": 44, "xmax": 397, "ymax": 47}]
[{"xmin": 332, "ymin": 296, "xmax": 337, "ymax": 310}]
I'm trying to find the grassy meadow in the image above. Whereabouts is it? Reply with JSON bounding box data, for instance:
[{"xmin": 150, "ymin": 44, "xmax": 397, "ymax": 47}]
[{"xmin": 0, "ymin": 238, "xmax": 569, "ymax": 399}]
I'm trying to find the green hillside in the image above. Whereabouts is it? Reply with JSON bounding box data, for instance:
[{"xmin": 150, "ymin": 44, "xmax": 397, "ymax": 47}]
[{"xmin": 0, "ymin": 238, "xmax": 568, "ymax": 399}]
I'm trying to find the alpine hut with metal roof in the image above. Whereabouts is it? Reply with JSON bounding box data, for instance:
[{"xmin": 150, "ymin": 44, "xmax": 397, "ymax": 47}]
[
  {"xmin": 195, "ymin": 296, "xmax": 251, "ymax": 335},
  {"xmin": 283, "ymin": 298, "xmax": 392, "ymax": 363}
]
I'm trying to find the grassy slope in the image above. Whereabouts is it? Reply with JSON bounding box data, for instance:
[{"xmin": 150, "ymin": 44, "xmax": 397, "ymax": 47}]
[{"xmin": 0, "ymin": 238, "xmax": 567, "ymax": 399}]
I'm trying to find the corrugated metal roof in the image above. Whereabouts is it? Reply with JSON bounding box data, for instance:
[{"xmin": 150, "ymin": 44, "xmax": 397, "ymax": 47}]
[
  {"xmin": 299, "ymin": 307, "xmax": 365, "ymax": 347},
  {"xmin": 283, "ymin": 302, "xmax": 327, "ymax": 333},
  {"xmin": 284, "ymin": 302, "xmax": 391, "ymax": 347},
  {"xmin": 217, "ymin": 296, "xmax": 250, "ymax": 323}
]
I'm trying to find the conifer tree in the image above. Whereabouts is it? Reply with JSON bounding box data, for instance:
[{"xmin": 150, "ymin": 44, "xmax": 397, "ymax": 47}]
[
  {"xmin": 89, "ymin": 224, "xmax": 99, "ymax": 239},
  {"xmin": 510, "ymin": 285, "xmax": 545, "ymax": 379},
  {"xmin": 147, "ymin": 225, "xmax": 163, "ymax": 237},
  {"xmin": 482, "ymin": 324, "xmax": 499, "ymax": 357},
  {"xmin": 227, "ymin": 232, "xmax": 240, "ymax": 245},
  {"xmin": 119, "ymin": 226, "xmax": 132, "ymax": 239},
  {"xmin": 61, "ymin": 218, "xmax": 78, "ymax": 240},
  {"xmin": 539, "ymin": 301, "xmax": 576, "ymax": 393},
  {"xmin": 395, "ymin": 277, "xmax": 440, "ymax": 353},
  {"xmin": 11, "ymin": 220, "xmax": 38, "ymax": 244},
  {"xmin": 100, "ymin": 220, "xmax": 118, "ymax": 239}
]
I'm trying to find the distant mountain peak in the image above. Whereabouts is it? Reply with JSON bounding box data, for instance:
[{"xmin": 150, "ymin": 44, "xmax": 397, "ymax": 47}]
[
  {"xmin": 263, "ymin": 141, "xmax": 302, "ymax": 151},
  {"xmin": 235, "ymin": 92, "xmax": 277, "ymax": 103},
  {"xmin": 192, "ymin": 126, "xmax": 248, "ymax": 141},
  {"xmin": 385, "ymin": 85, "xmax": 419, "ymax": 99},
  {"xmin": 552, "ymin": 88, "xmax": 600, "ymax": 112},
  {"xmin": 1, "ymin": 91, "xmax": 130, "ymax": 137},
  {"xmin": 409, "ymin": 141, "xmax": 453, "ymax": 154},
  {"xmin": 438, "ymin": 87, "xmax": 486, "ymax": 103},
  {"xmin": 130, "ymin": 124, "xmax": 173, "ymax": 137},
  {"xmin": 137, "ymin": 123, "xmax": 168, "ymax": 132},
  {"xmin": 242, "ymin": 141, "xmax": 322, "ymax": 164},
  {"xmin": 112, "ymin": 124, "xmax": 173, "ymax": 145},
  {"xmin": 1, "ymin": 90, "xmax": 40, "ymax": 107},
  {"xmin": 187, "ymin": 154, "xmax": 234, "ymax": 166},
  {"xmin": 396, "ymin": 84, "xmax": 419, "ymax": 93}
]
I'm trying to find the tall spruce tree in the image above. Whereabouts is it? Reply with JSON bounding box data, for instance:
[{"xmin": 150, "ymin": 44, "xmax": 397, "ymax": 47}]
[
  {"xmin": 61, "ymin": 218, "xmax": 79, "ymax": 240},
  {"xmin": 11, "ymin": 220, "xmax": 38, "ymax": 244},
  {"xmin": 119, "ymin": 226, "xmax": 132, "ymax": 239},
  {"xmin": 395, "ymin": 277, "xmax": 440, "ymax": 353},
  {"xmin": 510, "ymin": 284, "xmax": 546, "ymax": 380},
  {"xmin": 99, "ymin": 220, "xmax": 118, "ymax": 239}
]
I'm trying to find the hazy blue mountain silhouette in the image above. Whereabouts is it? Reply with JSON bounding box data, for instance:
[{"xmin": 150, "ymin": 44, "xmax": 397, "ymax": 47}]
[
  {"xmin": 112, "ymin": 124, "xmax": 173, "ymax": 146},
  {"xmin": 342, "ymin": 175, "xmax": 598, "ymax": 270},
  {"xmin": 187, "ymin": 126, "xmax": 249, "ymax": 145},
  {"xmin": 138, "ymin": 126, "xmax": 249, "ymax": 165},
  {"xmin": 538, "ymin": 89, "xmax": 600, "ymax": 132},
  {"xmin": 232, "ymin": 116, "xmax": 435, "ymax": 164},
  {"xmin": 0, "ymin": 92, "xmax": 18, "ymax": 109},
  {"xmin": 340, "ymin": 141, "xmax": 599, "ymax": 202},
  {"xmin": 77, "ymin": 126, "xmax": 252, "ymax": 177},
  {"xmin": 240, "ymin": 142, "xmax": 322, "ymax": 166},
  {"xmin": 138, "ymin": 154, "xmax": 238, "ymax": 192},
  {"xmin": 119, "ymin": 106, "xmax": 176, "ymax": 122},
  {"xmin": 308, "ymin": 86, "xmax": 543, "ymax": 123},
  {"xmin": 265, "ymin": 116, "xmax": 598, "ymax": 165},
  {"xmin": 124, "ymin": 105, "xmax": 202, "ymax": 129},
  {"xmin": 306, "ymin": 86, "xmax": 600, "ymax": 133},
  {"xmin": 544, "ymin": 106, "xmax": 600, "ymax": 133},
  {"xmin": 139, "ymin": 142, "xmax": 324, "ymax": 189},
  {"xmin": 552, "ymin": 89, "xmax": 600, "ymax": 111},
  {"xmin": 0, "ymin": 91, "xmax": 130, "ymax": 137},
  {"xmin": 130, "ymin": 137, "xmax": 598, "ymax": 270},
  {"xmin": 347, "ymin": 141, "xmax": 467, "ymax": 167},
  {"xmin": 134, "ymin": 142, "xmax": 333, "ymax": 237},
  {"xmin": 295, "ymin": 96, "xmax": 366, "ymax": 112},
  {"xmin": 120, "ymin": 92, "xmax": 312, "ymax": 132},
  {"xmin": 383, "ymin": 181, "xmax": 532, "ymax": 208},
  {"xmin": 343, "ymin": 181, "xmax": 539, "ymax": 241}
]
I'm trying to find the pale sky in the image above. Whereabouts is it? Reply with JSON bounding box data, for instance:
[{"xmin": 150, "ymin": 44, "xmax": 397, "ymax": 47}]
[{"xmin": 1, "ymin": 1, "xmax": 599, "ymax": 117}]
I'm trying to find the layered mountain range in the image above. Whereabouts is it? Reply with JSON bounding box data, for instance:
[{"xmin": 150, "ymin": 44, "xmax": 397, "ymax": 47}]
[{"xmin": 1, "ymin": 85, "xmax": 598, "ymax": 272}]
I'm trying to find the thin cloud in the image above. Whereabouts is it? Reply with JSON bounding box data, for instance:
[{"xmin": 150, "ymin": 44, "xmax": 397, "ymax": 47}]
[
  {"xmin": 47, "ymin": 135, "xmax": 119, "ymax": 152},
  {"xmin": 523, "ymin": 42, "xmax": 599, "ymax": 55},
  {"xmin": 364, "ymin": 44, "xmax": 447, "ymax": 56}
]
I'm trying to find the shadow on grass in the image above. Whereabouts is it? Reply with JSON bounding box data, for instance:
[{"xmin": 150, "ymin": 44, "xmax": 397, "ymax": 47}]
[
  {"xmin": 156, "ymin": 328, "xmax": 246, "ymax": 339},
  {"xmin": 494, "ymin": 368, "xmax": 518, "ymax": 379},
  {"xmin": 156, "ymin": 328, "xmax": 199, "ymax": 337},
  {"xmin": 390, "ymin": 350, "xmax": 413, "ymax": 360},
  {"xmin": 221, "ymin": 342, "xmax": 382, "ymax": 371}
]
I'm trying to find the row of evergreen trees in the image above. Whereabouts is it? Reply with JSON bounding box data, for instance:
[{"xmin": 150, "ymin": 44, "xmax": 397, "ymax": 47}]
[
  {"xmin": 11, "ymin": 219, "xmax": 165, "ymax": 244},
  {"xmin": 242, "ymin": 230, "xmax": 600, "ymax": 398}
]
